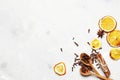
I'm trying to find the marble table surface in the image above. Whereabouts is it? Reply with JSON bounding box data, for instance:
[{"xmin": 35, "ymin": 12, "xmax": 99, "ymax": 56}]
[{"xmin": 0, "ymin": 0, "xmax": 120, "ymax": 80}]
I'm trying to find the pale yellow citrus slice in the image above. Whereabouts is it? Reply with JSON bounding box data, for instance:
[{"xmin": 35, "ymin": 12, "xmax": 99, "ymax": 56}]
[
  {"xmin": 99, "ymin": 16, "xmax": 117, "ymax": 32},
  {"xmin": 110, "ymin": 48, "xmax": 120, "ymax": 60},
  {"xmin": 107, "ymin": 30, "xmax": 120, "ymax": 47},
  {"xmin": 54, "ymin": 62, "xmax": 66, "ymax": 76},
  {"xmin": 90, "ymin": 38, "xmax": 101, "ymax": 49}
]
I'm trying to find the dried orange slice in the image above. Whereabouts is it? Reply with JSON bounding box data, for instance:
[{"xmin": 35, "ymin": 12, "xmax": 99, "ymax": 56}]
[
  {"xmin": 99, "ymin": 16, "xmax": 117, "ymax": 32},
  {"xmin": 90, "ymin": 38, "xmax": 101, "ymax": 49},
  {"xmin": 54, "ymin": 62, "xmax": 66, "ymax": 76},
  {"xmin": 110, "ymin": 48, "xmax": 120, "ymax": 60},
  {"xmin": 107, "ymin": 30, "xmax": 120, "ymax": 47}
]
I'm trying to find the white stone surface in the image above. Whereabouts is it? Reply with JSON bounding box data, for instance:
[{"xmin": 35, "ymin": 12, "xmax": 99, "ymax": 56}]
[{"xmin": 0, "ymin": 0, "xmax": 120, "ymax": 80}]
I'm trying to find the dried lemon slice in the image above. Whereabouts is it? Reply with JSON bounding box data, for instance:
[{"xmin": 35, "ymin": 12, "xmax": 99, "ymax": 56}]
[
  {"xmin": 110, "ymin": 48, "xmax": 120, "ymax": 60},
  {"xmin": 99, "ymin": 16, "xmax": 117, "ymax": 32},
  {"xmin": 90, "ymin": 38, "xmax": 101, "ymax": 49},
  {"xmin": 107, "ymin": 30, "xmax": 120, "ymax": 47},
  {"xmin": 54, "ymin": 62, "xmax": 66, "ymax": 76}
]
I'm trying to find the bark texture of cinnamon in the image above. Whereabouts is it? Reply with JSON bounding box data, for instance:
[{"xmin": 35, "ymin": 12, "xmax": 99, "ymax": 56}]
[{"xmin": 96, "ymin": 53, "xmax": 111, "ymax": 78}]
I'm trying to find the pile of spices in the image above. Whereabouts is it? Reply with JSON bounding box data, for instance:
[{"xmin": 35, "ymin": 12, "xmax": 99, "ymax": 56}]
[{"xmin": 72, "ymin": 49, "xmax": 112, "ymax": 80}]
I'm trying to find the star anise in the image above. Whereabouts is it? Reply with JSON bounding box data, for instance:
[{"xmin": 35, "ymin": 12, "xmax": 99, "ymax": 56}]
[{"xmin": 97, "ymin": 29, "xmax": 104, "ymax": 38}]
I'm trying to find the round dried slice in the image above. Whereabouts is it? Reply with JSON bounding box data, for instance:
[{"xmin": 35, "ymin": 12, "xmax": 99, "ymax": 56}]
[
  {"xmin": 90, "ymin": 38, "xmax": 101, "ymax": 49},
  {"xmin": 110, "ymin": 48, "xmax": 120, "ymax": 60},
  {"xmin": 107, "ymin": 30, "xmax": 120, "ymax": 47},
  {"xmin": 99, "ymin": 16, "xmax": 117, "ymax": 32},
  {"xmin": 54, "ymin": 62, "xmax": 66, "ymax": 76}
]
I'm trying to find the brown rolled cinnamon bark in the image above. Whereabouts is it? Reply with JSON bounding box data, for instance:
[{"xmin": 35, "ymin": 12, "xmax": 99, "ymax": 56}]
[{"xmin": 96, "ymin": 53, "xmax": 111, "ymax": 78}]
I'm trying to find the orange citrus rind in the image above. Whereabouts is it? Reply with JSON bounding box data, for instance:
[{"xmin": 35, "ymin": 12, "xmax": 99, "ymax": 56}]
[
  {"xmin": 99, "ymin": 16, "xmax": 117, "ymax": 32},
  {"xmin": 90, "ymin": 38, "xmax": 101, "ymax": 49},
  {"xmin": 107, "ymin": 30, "xmax": 120, "ymax": 47},
  {"xmin": 110, "ymin": 48, "xmax": 120, "ymax": 60}
]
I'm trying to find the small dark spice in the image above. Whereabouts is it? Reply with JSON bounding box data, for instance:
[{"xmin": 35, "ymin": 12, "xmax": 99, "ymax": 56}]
[
  {"xmin": 91, "ymin": 49, "xmax": 98, "ymax": 53},
  {"xmin": 72, "ymin": 67, "xmax": 74, "ymax": 71},
  {"xmin": 88, "ymin": 29, "xmax": 90, "ymax": 33},
  {"xmin": 72, "ymin": 61, "xmax": 81, "ymax": 71},
  {"xmin": 97, "ymin": 29, "xmax": 104, "ymax": 38},
  {"xmin": 74, "ymin": 42, "xmax": 79, "ymax": 47},
  {"xmin": 92, "ymin": 58, "xmax": 94, "ymax": 64},
  {"xmin": 87, "ymin": 42, "xmax": 90, "ymax": 45},
  {"xmin": 81, "ymin": 67, "xmax": 87, "ymax": 73},
  {"xmin": 75, "ymin": 58, "xmax": 80, "ymax": 62},
  {"xmin": 72, "ymin": 37, "xmax": 75, "ymax": 40},
  {"xmin": 97, "ymin": 66, "xmax": 101, "ymax": 69},
  {"xmin": 95, "ymin": 59, "xmax": 97, "ymax": 63},
  {"xmin": 60, "ymin": 48, "xmax": 63, "ymax": 52},
  {"xmin": 96, "ymin": 63, "xmax": 100, "ymax": 66},
  {"xmin": 74, "ymin": 53, "xmax": 79, "ymax": 57},
  {"xmin": 99, "ymin": 47, "xmax": 102, "ymax": 50},
  {"xmin": 85, "ymin": 65, "xmax": 92, "ymax": 71},
  {"xmin": 74, "ymin": 53, "xmax": 80, "ymax": 62}
]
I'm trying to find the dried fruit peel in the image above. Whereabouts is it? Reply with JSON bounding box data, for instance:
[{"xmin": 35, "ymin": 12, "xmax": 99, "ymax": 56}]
[
  {"xmin": 99, "ymin": 16, "xmax": 117, "ymax": 32},
  {"xmin": 54, "ymin": 62, "xmax": 66, "ymax": 76},
  {"xmin": 90, "ymin": 38, "xmax": 101, "ymax": 49},
  {"xmin": 107, "ymin": 30, "xmax": 120, "ymax": 47},
  {"xmin": 110, "ymin": 48, "xmax": 120, "ymax": 60}
]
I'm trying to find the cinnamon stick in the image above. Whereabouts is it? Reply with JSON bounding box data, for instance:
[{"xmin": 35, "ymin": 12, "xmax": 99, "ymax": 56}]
[{"xmin": 96, "ymin": 53, "xmax": 111, "ymax": 78}]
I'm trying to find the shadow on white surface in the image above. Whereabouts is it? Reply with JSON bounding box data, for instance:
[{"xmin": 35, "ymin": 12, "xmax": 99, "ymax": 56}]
[{"xmin": 0, "ymin": 71, "xmax": 14, "ymax": 80}]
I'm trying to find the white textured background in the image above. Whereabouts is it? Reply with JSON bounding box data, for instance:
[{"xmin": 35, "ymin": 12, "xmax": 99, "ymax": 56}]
[{"xmin": 0, "ymin": 0, "xmax": 120, "ymax": 80}]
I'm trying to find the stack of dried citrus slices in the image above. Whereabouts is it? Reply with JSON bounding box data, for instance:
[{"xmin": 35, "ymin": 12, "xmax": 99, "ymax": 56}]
[{"xmin": 98, "ymin": 16, "xmax": 120, "ymax": 60}]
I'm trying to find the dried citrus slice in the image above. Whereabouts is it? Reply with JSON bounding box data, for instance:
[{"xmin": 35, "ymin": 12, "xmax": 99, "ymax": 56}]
[
  {"xmin": 90, "ymin": 38, "xmax": 101, "ymax": 49},
  {"xmin": 54, "ymin": 62, "xmax": 66, "ymax": 76},
  {"xmin": 107, "ymin": 30, "xmax": 120, "ymax": 47},
  {"xmin": 99, "ymin": 16, "xmax": 117, "ymax": 32},
  {"xmin": 110, "ymin": 48, "xmax": 120, "ymax": 60}
]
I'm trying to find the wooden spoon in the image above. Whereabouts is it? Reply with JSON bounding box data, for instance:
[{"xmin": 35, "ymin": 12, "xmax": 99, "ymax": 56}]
[
  {"xmin": 80, "ymin": 67, "xmax": 112, "ymax": 80},
  {"xmin": 80, "ymin": 53, "xmax": 100, "ymax": 75}
]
